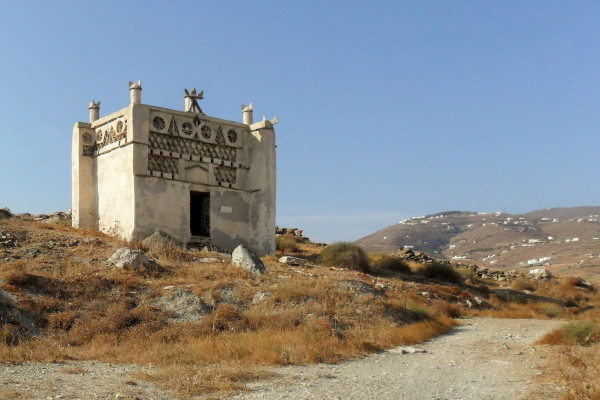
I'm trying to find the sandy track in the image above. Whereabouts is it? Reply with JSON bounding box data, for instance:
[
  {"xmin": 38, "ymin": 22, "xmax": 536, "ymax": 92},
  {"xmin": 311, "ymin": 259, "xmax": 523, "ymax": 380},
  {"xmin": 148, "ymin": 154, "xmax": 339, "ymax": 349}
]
[{"xmin": 231, "ymin": 318, "xmax": 564, "ymax": 400}]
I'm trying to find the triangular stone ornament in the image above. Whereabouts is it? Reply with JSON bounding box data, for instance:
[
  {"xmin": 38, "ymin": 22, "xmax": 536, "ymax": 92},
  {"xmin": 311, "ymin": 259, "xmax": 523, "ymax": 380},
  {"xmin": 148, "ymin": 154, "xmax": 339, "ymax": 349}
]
[
  {"xmin": 215, "ymin": 126, "xmax": 225, "ymax": 145},
  {"xmin": 168, "ymin": 116, "xmax": 179, "ymax": 136}
]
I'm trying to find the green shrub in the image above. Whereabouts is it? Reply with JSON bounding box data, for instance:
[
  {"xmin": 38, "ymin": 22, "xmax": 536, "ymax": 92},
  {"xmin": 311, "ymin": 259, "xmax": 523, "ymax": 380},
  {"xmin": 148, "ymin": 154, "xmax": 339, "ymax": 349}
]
[
  {"xmin": 559, "ymin": 321, "xmax": 600, "ymax": 346},
  {"xmin": 535, "ymin": 302, "xmax": 563, "ymax": 318},
  {"xmin": 378, "ymin": 256, "xmax": 411, "ymax": 273},
  {"xmin": 318, "ymin": 242, "xmax": 370, "ymax": 273},
  {"xmin": 418, "ymin": 262, "xmax": 463, "ymax": 284},
  {"xmin": 539, "ymin": 321, "xmax": 600, "ymax": 346}
]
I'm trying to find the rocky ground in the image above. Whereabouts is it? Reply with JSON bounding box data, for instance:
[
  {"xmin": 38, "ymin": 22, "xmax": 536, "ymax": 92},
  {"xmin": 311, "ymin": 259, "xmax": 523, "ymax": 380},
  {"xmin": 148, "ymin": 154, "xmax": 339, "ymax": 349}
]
[{"xmin": 0, "ymin": 318, "xmax": 564, "ymax": 400}]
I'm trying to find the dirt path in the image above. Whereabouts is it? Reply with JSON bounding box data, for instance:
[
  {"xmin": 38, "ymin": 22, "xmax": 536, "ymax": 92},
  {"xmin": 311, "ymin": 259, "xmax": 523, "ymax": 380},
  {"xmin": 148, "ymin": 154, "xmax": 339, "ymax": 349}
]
[
  {"xmin": 0, "ymin": 318, "xmax": 564, "ymax": 399},
  {"xmin": 231, "ymin": 318, "xmax": 565, "ymax": 400}
]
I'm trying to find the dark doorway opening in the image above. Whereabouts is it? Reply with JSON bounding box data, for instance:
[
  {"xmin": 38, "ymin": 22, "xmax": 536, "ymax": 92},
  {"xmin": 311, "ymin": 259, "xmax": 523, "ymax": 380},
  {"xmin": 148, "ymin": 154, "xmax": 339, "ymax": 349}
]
[{"xmin": 190, "ymin": 192, "xmax": 210, "ymax": 237}]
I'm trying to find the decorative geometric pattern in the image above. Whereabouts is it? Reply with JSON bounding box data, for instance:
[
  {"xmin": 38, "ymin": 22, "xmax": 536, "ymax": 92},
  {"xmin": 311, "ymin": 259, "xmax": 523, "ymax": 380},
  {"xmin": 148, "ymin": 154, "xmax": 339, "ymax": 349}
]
[
  {"xmin": 148, "ymin": 154, "xmax": 179, "ymax": 175},
  {"xmin": 82, "ymin": 132, "xmax": 93, "ymax": 144},
  {"xmin": 82, "ymin": 146, "xmax": 95, "ymax": 156},
  {"xmin": 96, "ymin": 124, "xmax": 127, "ymax": 150},
  {"xmin": 214, "ymin": 166, "xmax": 237, "ymax": 184},
  {"xmin": 182, "ymin": 122, "xmax": 193, "ymax": 136},
  {"xmin": 83, "ymin": 117, "xmax": 127, "ymax": 156},
  {"xmin": 147, "ymin": 111, "xmax": 245, "ymax": 184},
  {"xmin": 149, "ymin": 132, "xmax": 238, "ymax": 162},
  {"xmin": 227, "ymin": 129, "xmax": 238, "ymax": 144},
  {"xmin": 201, "ymin": 125, "xmax": 212, "ymax": 140},
  {"xmin": 153, "ymin": 117, "xmax": 165, "ymax": 130},
  {"xmin": 168, "ymin": 117, "xmax": 179, "ymax": 136}
]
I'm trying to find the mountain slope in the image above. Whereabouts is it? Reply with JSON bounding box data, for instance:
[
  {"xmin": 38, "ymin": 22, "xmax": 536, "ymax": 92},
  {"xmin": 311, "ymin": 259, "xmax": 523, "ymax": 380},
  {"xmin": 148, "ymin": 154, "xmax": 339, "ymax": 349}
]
[{"xmin": 356, "ymin": 207, "xmax": 600, "ymax": 277}]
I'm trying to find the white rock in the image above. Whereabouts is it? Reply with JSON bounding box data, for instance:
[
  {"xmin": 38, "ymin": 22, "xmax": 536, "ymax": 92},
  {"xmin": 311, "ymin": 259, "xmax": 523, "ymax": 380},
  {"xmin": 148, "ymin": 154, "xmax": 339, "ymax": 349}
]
[
  {"xmin": 107, "ymin": 247, "xmax": 164, "ymax": 274},
  {"xmin": 232, "ymin": 245, "xmax": 265, "ymax": 275}
]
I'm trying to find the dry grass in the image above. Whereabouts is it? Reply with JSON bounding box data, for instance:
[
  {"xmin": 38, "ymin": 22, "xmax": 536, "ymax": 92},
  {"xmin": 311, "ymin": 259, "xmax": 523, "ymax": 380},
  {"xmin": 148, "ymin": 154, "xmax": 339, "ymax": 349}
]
[
  {"xmin": 533, "ymin": 277, "xmax": 600, "ymax": 400},
  {"xmin": 0, "ymin": 217, "xmax": 586, "ymax": 398},
  {"xmin": 0, "ymin": 218, "xmax": 461, "ymax": 397}
]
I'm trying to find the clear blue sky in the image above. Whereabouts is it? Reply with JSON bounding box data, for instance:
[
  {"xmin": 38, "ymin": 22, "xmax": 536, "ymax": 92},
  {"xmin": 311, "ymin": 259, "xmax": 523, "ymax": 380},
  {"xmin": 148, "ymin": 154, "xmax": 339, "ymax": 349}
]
[{"xmin": 1, "ymin": 1, "xmax": 598, "ymax": 243}]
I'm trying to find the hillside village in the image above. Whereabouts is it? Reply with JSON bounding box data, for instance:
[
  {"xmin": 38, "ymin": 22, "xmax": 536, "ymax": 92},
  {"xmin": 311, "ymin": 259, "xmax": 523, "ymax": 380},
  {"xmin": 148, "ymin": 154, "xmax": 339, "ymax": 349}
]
[{"xmin": 356, "ymin": 207, "xmax": 600, "ymax": 279}]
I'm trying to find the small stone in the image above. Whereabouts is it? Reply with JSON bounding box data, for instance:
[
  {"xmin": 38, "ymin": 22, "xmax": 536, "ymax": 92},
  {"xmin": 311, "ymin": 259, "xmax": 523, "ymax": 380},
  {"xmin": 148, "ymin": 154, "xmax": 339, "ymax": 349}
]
[
  {"xmin": 198, "ymin": 257, "xmax": 219, "ymax": 263},
  {"xmin": 278, "ymin": 256, "xmax": 308, "ymax": 266}
]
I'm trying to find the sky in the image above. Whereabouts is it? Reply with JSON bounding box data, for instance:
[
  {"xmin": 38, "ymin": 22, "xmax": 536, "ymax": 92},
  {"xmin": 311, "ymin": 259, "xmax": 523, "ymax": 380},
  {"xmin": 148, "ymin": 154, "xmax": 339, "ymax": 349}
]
[{"xmin": 0, "ymin": 1, "xmax": 599, "ymax": 243}]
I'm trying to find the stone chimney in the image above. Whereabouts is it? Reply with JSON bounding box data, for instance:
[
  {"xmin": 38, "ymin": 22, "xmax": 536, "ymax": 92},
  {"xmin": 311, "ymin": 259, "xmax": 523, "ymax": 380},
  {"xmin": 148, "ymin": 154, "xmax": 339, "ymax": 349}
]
[
  {"xmin": 129, "ymin": 80, "xmax": 142, "ymax": 104},
  {"xmin": 242, "ymin": 102, "xmax": 253, "ymax": 125},
  {"xmin": 88, "ymin": 100, "xmax": 100, "ymax": 123}
]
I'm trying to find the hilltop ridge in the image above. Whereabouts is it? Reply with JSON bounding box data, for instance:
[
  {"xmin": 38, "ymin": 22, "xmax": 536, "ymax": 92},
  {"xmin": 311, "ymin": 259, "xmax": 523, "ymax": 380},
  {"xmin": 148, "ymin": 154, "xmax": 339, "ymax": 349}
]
[{"xmin": 356, "ymin": 206, "xmax": 600, "ymax": 277}]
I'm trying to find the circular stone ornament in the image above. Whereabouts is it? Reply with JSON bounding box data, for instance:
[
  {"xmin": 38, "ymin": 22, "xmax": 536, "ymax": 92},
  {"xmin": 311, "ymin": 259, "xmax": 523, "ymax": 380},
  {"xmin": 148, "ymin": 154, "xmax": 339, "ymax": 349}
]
[{"xmin": 152, "ymin": 116, "xmax": 166, "ymax": 130}]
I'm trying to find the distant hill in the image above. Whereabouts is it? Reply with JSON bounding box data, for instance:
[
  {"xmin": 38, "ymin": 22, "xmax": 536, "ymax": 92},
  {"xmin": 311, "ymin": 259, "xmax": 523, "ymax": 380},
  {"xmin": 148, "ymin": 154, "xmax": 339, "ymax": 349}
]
[{"xmin": 356, "ymin": 206, "xmax": 600, "ymax": 277}]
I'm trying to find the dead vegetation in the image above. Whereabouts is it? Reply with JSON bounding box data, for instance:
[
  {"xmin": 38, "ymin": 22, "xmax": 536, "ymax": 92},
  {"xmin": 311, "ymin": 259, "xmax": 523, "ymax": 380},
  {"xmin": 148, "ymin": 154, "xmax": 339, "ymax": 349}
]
[{"xmin": 0, "ymin": 217, "xmax": 595, "ymax": 398}]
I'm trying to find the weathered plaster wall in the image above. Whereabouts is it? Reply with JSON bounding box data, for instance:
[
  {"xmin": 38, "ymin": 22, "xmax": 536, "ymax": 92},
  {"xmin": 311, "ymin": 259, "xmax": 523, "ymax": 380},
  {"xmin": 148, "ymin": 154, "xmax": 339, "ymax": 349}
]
[
  {"xmin": 208, "ymin": 188, "xmax": 252, "ymax": 252},
  {"xmin": 132, "ymin": 175, "xmax": 190, "ymax": 241},
  {"xmin": 95, "ymin": 144, "xmax": 136, "ymax": 238},
  {"xmin": 246, "ymin": 122, "xmax": 276, "ymax": 254}
]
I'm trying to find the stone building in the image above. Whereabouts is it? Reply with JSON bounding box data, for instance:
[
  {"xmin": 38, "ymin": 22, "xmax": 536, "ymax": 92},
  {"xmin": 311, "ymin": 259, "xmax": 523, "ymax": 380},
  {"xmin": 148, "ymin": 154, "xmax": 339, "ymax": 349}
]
[{"xmin": 72, "ymin": 81, "xmax": 277, "ymax": 255}]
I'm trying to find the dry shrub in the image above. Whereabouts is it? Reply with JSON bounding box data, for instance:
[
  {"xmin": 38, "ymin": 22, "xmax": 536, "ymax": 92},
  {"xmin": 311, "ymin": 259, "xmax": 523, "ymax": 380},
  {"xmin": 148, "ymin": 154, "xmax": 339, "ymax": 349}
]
[
  {"xmin": 246, "ymin": 308, "xmax": 304, "ymax": 331},
  {"xmin": 0, "ymin": 323, "xmax": 27, "ymax": 346},
  {"xmin": 275, "ymin": 234, "xmax": 298, "ymax": 253},
  {"xmin": 203, "ymin": 304, "xmax": 248, "ymax": 333},
  {"xmin": 417, "ymin": 263, "xmax": 463, "ymax": 284},
  {"xmin": 36, "ymin": 296, "xmax": 64, "ymax": 314},
  {"xmin": 563, "ymin": 276, "xmax": 581, "ymax": 289},
  {"xmin": 48, "ymin": 311, "xmax": 77, "ymax": 331},
  {"xmin": 318, "ymin": 242, "xmax": 370, "ymax": 273},
  {"xmin": 5, "ymin": 270, "xmax": 32, "ymax": 286},
  {"xmin": 433, "ymin": 301, "xmax": 462, "ymax": 318},
  {"xmin": 378, "ymin": 256, "xmax": 411, "ymax": 273},
  {"xmin": 511, "ymin": 277, "xmax": 538, "ymax": 292}
]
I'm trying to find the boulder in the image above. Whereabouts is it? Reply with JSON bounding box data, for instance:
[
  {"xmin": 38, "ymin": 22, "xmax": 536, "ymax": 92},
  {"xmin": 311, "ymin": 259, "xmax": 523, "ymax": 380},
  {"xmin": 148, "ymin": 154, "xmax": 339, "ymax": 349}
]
[
  {"xmin": 108, "ymin": 247, "xmax": 165, "ymax": 274},
  {"xmin": 142, "ymin": 231, "xmax": 179, "ymax": 250},
  {"xmin": 278, "ymin": 256, "xmax": 308, "ymax": 266},
  {"xmin": 40, "ymin": 211, "xmax": 70, "ymax": 224},
  {"xmin": 153, "ymin": 288, "xmax": 210, "ymax": 322},
  {"xmin": 231, "ymin": 245, "xmax": 265, "ymax": 275}
]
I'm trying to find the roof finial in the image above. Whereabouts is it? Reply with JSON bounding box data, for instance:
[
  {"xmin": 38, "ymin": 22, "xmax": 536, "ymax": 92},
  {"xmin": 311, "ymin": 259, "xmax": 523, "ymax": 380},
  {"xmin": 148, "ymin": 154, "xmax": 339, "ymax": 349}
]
[
  {"xmin": 184, "ymin": 88, "xmax": 204, "ymax": 113},
  {"xmin": 129, "ymin": 80, "xmax": 142, "ymax": 104}
]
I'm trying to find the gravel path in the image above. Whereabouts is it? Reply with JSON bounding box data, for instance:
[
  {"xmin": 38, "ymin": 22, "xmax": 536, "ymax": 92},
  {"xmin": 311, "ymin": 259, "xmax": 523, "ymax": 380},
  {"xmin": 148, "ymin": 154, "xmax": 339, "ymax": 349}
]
[
  {"xmin": 231, "ymin": 318, "xmax": 564, "ymax": 400},
  {"xmin": 0, "ymin": 361, "xmax": 174, "ymax": 400},
  {"xmin": 0, "ymin": 318, "xmax": 564, "ymax": 399}
]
